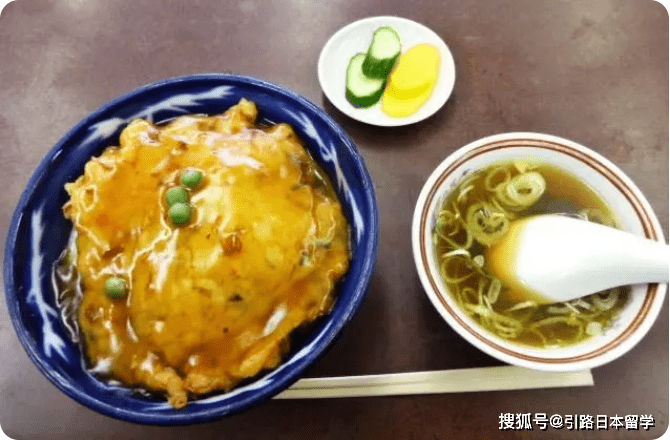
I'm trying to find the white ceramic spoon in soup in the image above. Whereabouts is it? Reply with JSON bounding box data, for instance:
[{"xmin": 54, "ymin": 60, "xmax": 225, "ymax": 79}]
[{"xmin": 487, "ymin": 214, "xmax": 669, "ymax": 304}]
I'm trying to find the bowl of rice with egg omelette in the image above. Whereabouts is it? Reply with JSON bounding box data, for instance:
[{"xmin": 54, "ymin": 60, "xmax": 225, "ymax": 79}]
[{"xmin": 4, "ymin": 74, "xmax": 378, "ymax": 424}]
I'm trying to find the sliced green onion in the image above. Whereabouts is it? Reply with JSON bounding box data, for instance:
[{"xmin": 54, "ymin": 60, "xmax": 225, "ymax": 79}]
[
  {"xmin": 569, "ymin": 298, "xmax": 593, "ymax": 311},
  {"xmin": 564, "ymin": 302, "xmax": 581, "ymax": 315},
  {"xmin": 456, "ymin": 174, "xmax": 479, "ymax": 202},
  {"xmin": 466, "ymin": 202, "xmax": 509, "ymax": 245},
  {"xmin": 526, "ymin": 328, "xmax": 548, "ymax": 345},
  {"xmin": 505, "ymin": 301, "xmax": 538, "ymax": 313},
  {"xmin": 444, "ymin": 225, "xmax": 473, "ymax": 250},
  {"xmin": 484, "ymin": 166, "xmax": 511, "ymax": 191},
  {"xmin": 434, "ymin": 207, "xmax": 473, "ymax": 249},
  {"xmin": 592, "ymin": 290, "xmax": 619, "ymax": 311},
  {"xmin": 463, "ymin": 303, "xmax": 524, "ymax": 338},
  {"xmin": 547, "ymin": 305, "xmax": 572, "ymax": 315},
  {"xmin": 439, "ymin": 253, "xmax": 474, "ymax": 284},
  {"xmin": 586, "ymin": 322, "xmax": 603, "ymax": 336},
  {"xmin": 440, "ymin": 248, "xmax": 471, "ymax": 259},
  {"xmin": 435, "ymin": 209, "xmax": 461, "ymax": 237},
  {"xmin": 530, "ymin": 316, "xmax": 582, "ymax": 330},
  {"xmin": 513, "ymin": 160, "xmax": 538, "ymax": 174},
  {"xmin": 492, "ymin": 316, "xmax": 524, "ymax": 335},
  {"xmin": 457, "ymin": 184, "xmax": 475, "ymax": 203},
  {"xmin": 477, "ymin": 277, "xmax": 486, "ymax": 306},
  {"xmin": 488, "ymin": 196, "xmax": 516, "ymax": 219},
  {"xmin": 460, "ymin": 287, "xmax": 478, "ymax": 304},
  {"xmin": 487, "ymin": 278, "xmax": 502, "ymax": 304},
  {"xmin": 501, "ymin": 171, "xmax": 546, "ymax": 207}
]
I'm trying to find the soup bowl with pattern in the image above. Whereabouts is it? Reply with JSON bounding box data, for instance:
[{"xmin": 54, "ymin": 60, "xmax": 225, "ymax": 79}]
[{"xmin": 412, "ymin": 132, "xmax": 666, "ymax": 372}]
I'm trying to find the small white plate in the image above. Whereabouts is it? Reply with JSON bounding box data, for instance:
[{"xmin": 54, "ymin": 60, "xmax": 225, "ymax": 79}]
[{"xmin": 318, "ymin": 16, "xmax": 456, "ymax": 127}]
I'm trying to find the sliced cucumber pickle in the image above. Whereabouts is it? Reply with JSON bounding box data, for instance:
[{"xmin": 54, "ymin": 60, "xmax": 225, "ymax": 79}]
[
  {"xmin": 345, "ymin": 53, "xmax": 385, "ymax": 108},
  {"xmin": 361, "ymin": 26, "xmax": 401, "ymax": 79}
]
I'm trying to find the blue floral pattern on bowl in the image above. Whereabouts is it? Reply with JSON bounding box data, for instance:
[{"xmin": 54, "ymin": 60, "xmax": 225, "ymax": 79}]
[{"xmin": 4, "ymin": 74, "xmax": 378, "ymax": 424}]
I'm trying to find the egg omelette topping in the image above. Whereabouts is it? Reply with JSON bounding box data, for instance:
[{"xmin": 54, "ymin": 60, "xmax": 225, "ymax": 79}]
[{"xmin": 60, "ymin": 99, "xmax": 350, "ymax": 408}]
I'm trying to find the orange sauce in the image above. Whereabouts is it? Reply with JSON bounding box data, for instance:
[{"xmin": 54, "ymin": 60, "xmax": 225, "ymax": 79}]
[{"xmin": 60, "ymin": 99, "xmax": 350, "ymax": 407}]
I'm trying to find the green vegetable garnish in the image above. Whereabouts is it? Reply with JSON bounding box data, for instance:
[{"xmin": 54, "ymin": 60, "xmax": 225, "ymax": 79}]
[
  {"xmin": 345, "ymin": 53, "xmax": 385, "ymax": 108},
  {"xmin": 181, "ymin": 169, "xmax": 203, "ymax": 189},
  {"xmin": 104, "ymin": 277, "xmax": 127, "ymax": 300},
  {"xmin": 497, "ymin": 171, "xmax": 546, "ymax": 208},
  {"xmin": 166, "ymin": 186, "xmax": 188, "ymax": 206},
  {"xmin": 169, "ymin": 202, "xmax": 191, "ymax": 225},
  {"xmin": 361, "ymin": 26, "xmax": 402, "ymax": 79},
  {"xmin": 466, "ymin": 202, "xmax": 509, "ymax": 245}
]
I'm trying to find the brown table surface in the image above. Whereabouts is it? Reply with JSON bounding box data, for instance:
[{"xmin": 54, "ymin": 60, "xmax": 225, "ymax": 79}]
[{"xmin": 0, "ymin": 0, "xmax": 668, "ymax": 438}]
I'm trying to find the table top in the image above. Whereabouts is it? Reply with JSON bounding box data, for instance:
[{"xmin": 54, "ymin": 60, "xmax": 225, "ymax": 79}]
[{"xmin": 0, "ymin": 0, "xmax": 667, "ymax": 438}]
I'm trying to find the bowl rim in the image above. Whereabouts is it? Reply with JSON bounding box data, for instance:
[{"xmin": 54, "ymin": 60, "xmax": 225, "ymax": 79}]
[
  {"xmin": 412, "ymin": 131, "xmax": 667, "ymax": 371},
  {"xmin": 3, "ymin": 73, "xmax": 379, "ymax": 424}
]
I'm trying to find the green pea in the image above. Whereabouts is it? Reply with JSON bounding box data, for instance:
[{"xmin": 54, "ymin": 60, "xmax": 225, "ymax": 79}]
[
  {"xmin": 169, "ymin": 202, "xmax": 191, "ymax": 225},
  {"xmin": 165, "ymin": 186, "xmax": 188, "ymax": 206},
  {"xmin": 104, "ymin": 277, "xmax": 127, "ymax": 300},
  {"xmin": 181, "ymin": 169, "xmax": 203, "ymax": 189}
]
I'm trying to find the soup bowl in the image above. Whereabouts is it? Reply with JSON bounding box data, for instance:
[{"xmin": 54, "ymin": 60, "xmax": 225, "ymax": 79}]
[
  {"xmin": 412, "ymin": 132, "xmax": 666, "ymax": 371},
  {"xmin": 3, "ymin": 74, "xmax": 378, "ymax": 424}
]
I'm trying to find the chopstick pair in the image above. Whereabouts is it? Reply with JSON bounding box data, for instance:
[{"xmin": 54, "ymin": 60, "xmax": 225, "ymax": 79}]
[{"xmin": 274, "ymin": 366, "xmax": 593, "ymax": 399}]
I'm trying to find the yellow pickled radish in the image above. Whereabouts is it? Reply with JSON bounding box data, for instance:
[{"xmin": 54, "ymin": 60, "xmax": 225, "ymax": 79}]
[
  {"xmin": 386, "ymin": 44, "xmax": 440, "ymax": 99},
  {"xmin": 382, "ymin": 86, "xmax": 434, "ymax": 118},
  {"xmin": 382, "ymin": 43, "xmax": 440, "ymax": 118}
]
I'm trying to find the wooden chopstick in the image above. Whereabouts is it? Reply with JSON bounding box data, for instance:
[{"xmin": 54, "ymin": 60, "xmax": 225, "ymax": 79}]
[{"xmin": 273, "ymin": 366, "xmax": 593, "ymax": 399}]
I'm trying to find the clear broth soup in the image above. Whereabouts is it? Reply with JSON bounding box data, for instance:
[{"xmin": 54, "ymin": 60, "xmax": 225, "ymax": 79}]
[{"xmin": 433, "ymin": 160, "xmax": 629, "ymax": 348}]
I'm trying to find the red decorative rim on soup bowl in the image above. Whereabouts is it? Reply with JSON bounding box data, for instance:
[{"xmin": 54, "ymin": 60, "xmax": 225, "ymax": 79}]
[{"xmin": 412, "ymin": 132, "xmax": 666, "ymax": 371}]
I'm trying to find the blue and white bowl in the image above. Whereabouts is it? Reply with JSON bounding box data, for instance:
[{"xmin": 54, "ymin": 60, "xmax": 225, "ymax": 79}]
[{"xmin": 4, "ymin": 74, "xmax": 378, "ymax": 424}]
